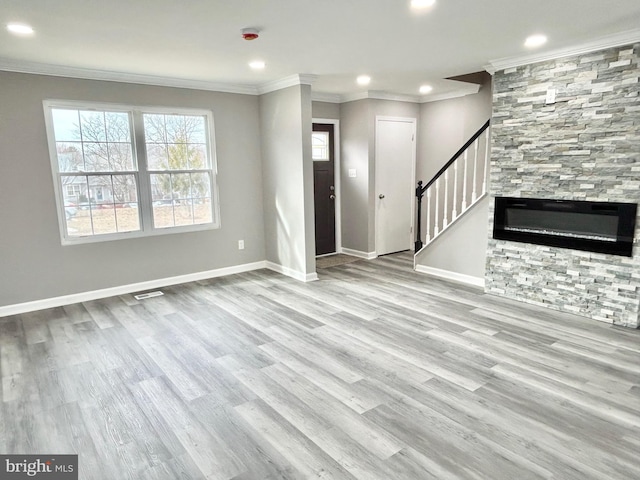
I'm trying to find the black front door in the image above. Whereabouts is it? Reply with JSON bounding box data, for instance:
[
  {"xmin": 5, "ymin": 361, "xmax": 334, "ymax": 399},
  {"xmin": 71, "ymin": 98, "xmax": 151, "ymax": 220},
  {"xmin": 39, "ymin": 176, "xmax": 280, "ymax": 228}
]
[{"xmin": 312, "ymin": 123, "xmax": 336, "ymax": 255}]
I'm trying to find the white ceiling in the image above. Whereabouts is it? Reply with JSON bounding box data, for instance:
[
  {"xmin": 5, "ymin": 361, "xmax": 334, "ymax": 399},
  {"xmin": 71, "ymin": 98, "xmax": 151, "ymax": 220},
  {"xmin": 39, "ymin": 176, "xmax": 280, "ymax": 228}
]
[{"xmin": 2, "ymin": 0, "xmax": 640, "ymax": 101}]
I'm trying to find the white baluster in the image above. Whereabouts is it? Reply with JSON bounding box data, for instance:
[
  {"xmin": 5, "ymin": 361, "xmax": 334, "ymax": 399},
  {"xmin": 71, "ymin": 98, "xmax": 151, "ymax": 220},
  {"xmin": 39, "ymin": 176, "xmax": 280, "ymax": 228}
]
[
  {"xmin": 426, "ymin": 188, "xmax": 431, "ymax": 242},
  {"xmin": 482, "ymin": 130, "xmax": 490, "ymax": 196},
  {"xmin": 472, "ymin": 138, "xmax": 479, "ymax": 202},
  {"xmin": 452, "ymin": 159, "xmax": 458, "ymax": 220},
  {"xmin": 462, "ymin": 150, "xmax": 468, "ymax": 210},
  {"xmin": 443, "ymin": 170, "xmax": 449, "ymax": 228},
  {"xmin": 434, "ymin": 178, "xmax": 440, "ymax": 235}
]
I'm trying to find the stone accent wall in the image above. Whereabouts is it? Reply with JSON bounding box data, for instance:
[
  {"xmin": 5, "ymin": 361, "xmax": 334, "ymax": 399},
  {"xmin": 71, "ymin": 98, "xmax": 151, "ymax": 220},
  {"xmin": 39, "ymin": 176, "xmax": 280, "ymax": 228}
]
[{"xmin": 486, "ymin": 43, "xmax": 640, "ymax": 328}]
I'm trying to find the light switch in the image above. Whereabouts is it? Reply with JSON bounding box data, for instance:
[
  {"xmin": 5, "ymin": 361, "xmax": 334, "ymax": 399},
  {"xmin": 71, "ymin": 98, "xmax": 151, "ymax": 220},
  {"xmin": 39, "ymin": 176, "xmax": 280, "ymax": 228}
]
[
  {"xmin": 545, "ymin": 88, "xmax": 556, "ymax": 104},
  {"xmin": 348, "ymin": 169, "xmax": 357, "ymax": 178}
]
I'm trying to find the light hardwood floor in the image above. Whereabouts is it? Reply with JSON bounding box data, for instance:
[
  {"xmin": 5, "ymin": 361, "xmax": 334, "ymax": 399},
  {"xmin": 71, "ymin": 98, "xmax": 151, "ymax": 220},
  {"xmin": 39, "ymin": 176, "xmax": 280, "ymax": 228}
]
[{"xmin": 1, "ymin": 253, "xmax": 639, "ymax": 479}]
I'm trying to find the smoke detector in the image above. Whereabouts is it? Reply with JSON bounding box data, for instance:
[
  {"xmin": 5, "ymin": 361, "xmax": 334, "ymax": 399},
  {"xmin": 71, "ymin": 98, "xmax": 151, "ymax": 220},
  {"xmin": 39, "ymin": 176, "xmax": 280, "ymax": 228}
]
[{"xmin": 241, "ymin": 28, "xmax": 259, "ymax": 41}]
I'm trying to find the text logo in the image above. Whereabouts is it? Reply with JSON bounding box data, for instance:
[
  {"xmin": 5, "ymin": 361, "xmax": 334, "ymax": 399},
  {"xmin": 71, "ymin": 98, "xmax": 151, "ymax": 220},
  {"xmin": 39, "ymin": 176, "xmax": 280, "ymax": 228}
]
[{"xmin": 1, "ymin": 455, "xmax": 78, "ymax": 479}]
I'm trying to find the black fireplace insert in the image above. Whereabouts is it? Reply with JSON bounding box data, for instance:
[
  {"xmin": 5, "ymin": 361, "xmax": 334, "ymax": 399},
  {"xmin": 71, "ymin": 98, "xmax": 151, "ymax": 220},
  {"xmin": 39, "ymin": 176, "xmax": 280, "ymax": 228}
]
[{"xmin": 493, "ymin": 197, "xmax": 637, "ymax": 256}]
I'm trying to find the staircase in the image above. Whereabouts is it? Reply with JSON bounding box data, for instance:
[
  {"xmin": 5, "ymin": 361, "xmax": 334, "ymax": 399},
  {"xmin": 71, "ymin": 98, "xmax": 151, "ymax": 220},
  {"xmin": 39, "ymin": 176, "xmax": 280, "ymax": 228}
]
[{"xmin": 414, "ymin": 120, "xmax": 491, "ymax": 255}]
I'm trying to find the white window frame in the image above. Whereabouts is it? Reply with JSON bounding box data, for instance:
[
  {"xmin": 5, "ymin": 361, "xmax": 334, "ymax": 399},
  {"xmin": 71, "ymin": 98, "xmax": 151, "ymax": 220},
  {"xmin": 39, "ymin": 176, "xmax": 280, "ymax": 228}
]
[{"xmin": 43, "ymin": 100, "xmax": 221, "ymax": 245}]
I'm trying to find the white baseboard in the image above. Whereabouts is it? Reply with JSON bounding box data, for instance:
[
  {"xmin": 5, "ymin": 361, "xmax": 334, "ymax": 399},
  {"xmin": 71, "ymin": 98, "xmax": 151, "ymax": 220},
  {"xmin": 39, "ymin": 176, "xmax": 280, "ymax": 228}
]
[
  {"xmin": 315, "ymin": 252, "xmax": 337, "ymax": 258},
  {"xmin": 0, "ymin": 261, "xmax": 268, "ymax": 318},
  {"xmin": 341, "ymin": 248, "xmax": 377, "ymax": 260},
  {"xmin": 265, "ymin": 262, "xmax": 318, "ymax": 282},
  {"xmin": 415, "ymin": 264, "xmax": 485, "ymax": 288}
]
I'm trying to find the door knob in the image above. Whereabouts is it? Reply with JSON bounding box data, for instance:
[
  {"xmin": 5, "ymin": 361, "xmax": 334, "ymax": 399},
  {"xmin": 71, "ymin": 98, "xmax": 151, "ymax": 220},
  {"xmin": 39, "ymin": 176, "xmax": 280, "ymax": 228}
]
[
  {"xmin": 330, "ymin": 194, "xmax": 336, "ymax": 200},
  {"xmin": 379, "ymin": 194, "xmax": 385, "ymax": 199}
]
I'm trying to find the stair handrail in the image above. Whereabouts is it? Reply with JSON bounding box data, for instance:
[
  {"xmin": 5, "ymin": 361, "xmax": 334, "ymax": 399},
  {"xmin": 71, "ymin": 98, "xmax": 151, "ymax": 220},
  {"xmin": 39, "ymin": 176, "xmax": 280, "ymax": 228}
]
[
  {"xmin": 415, "ymin": 119, "xmax": 490, "ymax": 251},
  {"xmin": 418, "ymin": 119, "xmax": 490, "ymax": 195}
]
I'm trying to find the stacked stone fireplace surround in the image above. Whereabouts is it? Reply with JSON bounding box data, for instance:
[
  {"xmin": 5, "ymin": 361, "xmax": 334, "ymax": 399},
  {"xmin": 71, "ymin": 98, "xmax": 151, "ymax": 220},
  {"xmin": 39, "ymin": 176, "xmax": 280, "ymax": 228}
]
[{"xmin": 486, "ymin": 43, "xmax": 640, "ymax": 328}]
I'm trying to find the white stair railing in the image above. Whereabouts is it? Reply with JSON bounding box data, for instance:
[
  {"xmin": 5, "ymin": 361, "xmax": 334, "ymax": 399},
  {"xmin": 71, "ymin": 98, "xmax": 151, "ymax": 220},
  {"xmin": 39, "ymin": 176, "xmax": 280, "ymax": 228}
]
[{"xmin": 414, "ymin": 120, "xmax": 490, "ymax": 253}]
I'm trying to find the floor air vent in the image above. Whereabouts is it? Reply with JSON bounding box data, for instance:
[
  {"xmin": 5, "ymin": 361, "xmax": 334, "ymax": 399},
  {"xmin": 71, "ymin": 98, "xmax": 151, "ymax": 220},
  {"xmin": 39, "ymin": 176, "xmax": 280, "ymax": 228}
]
[{"xmin": 134, "ymin": 291, "xmax": 164, "ymax": 300}]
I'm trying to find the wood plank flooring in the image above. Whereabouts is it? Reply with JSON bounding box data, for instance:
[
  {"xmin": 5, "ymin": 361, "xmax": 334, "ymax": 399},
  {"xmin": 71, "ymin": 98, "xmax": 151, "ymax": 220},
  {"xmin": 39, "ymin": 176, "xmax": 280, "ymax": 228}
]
[{"xmin": 1, "ymin": 253, "xmax": 639, "ymax": 479}]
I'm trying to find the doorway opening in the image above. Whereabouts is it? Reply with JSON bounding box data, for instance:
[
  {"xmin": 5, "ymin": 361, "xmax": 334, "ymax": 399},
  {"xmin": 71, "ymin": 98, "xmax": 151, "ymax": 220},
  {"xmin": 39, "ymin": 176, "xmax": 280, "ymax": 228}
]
[{"xmin": 312, "ymin": 121, "xmax": 340, "ymax": 256}]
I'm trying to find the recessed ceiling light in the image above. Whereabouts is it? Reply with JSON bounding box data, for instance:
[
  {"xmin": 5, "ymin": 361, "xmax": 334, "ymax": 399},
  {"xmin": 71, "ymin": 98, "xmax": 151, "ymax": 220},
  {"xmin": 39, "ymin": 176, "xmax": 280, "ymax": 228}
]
[
  {"xmin": 7, "ymin": 23, "xmax": 34, "ymax": 35},
  {"xmin": 411, "ymin": 0, "xmax": 436, "ymax": 9},
  {"xmin": 524, "ymin": 34, "xmax": 547, "ymax": 48},
  {"xmin": 419, "ymin": 85, "xmax": 433, "ymax": 94},
  {"xmin": 357, "ymin": 75, "xmax": 371, "ymax": 86},
  {"xmin": 249, "ymin": 60, "xmax": 265, "ymax": 70}
]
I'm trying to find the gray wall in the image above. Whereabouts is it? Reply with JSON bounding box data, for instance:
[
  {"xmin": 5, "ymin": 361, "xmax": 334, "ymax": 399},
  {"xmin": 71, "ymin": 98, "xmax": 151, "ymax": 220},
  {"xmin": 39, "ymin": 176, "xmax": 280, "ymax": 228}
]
[
  {"xmin": 416, "ymin": 196, "xmax": 490, "ymax": 279},
  {"xmin": 339, "ymin": 98, "xmax": 419, "ymax": 254},
  {"xmin": 0, "ymin": 71, "xmax": 266, "ymax": 307},
  {"xmin": 301, "ymin": 87, "xmax": 316, "ymax": 275},
  {"xmin": 339, "ymin": 100, "xmax": 370, "ymax": 253},
  {"xmin": 417, "ymin": 73, "xmax": 492, "ymax": 187},
  {"xmin": 260, "ymin": 85, "xmax": 315, "ymax": 277},
  {"xmin": 312, "ymin": 101, "xmax": 340, "ymax": 120},
  {"xmin": 414, "ymin": 74, "xmax": 492, "ymax": 279},
  {"xmin": 487, "ymin": 44, "xmax": 640, "ymax": 327}
]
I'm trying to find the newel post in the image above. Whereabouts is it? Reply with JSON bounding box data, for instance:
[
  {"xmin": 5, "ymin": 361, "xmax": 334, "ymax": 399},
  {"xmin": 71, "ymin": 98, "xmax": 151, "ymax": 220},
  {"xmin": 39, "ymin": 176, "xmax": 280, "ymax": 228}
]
[{"xmin": 415, "ymin": 180, "xmax": 424, "ymax": 252}]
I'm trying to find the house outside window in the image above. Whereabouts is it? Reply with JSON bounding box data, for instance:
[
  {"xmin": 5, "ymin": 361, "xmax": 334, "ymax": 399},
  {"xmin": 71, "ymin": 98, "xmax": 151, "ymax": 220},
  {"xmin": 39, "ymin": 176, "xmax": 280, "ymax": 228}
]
[
  {"xmin": 66, "ymin": 184, "xmax": 82, "ymax": 198},
  {"xmin": 44, "ymin": 101, "xmax": 220, "ymax": 244}
]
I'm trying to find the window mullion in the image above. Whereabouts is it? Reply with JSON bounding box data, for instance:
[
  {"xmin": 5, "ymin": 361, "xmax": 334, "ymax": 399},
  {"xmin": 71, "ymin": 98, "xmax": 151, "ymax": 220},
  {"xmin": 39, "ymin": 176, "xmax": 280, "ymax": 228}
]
[
  {"xmin": 147, "ymin": 169, "xmax": 209, "ymax": 174},
  {"xmin": 132, "ymin": 110, "xmax": 154, "ymax": 232}
]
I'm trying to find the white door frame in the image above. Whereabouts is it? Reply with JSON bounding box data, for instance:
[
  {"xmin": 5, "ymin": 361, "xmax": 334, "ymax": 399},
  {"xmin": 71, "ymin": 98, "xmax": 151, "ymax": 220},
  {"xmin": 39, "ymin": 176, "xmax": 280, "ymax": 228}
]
[
  {"xmin": 312, "ymin": 118, "xmax": 342, "ymax": 254},
  {"xmin": 374, "ymin": 115, "xmax": 417, "ymax": 256}
]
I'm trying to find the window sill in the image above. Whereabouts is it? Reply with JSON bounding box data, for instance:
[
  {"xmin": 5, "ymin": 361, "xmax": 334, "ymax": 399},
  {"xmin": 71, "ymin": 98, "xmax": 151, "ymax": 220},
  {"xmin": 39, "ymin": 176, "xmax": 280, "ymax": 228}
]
[{"xmin": 60, "ymin": 221, "xmax": 220, "ymax": 246}]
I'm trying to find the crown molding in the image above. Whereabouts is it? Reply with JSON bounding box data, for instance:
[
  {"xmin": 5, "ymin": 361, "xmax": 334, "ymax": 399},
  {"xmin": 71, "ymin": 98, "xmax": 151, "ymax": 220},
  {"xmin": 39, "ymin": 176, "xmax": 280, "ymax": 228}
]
[
  {"xmin": 339, "ymin": 91, "xmax": 370, "ymax": 103},
  {"xmin": 485, "ymin": 28, "xmax": 640, "ymax": 74},
  {"xmin": 311, "ymin": 92, "xmax": 342, "ymax": 103},
  {"xmin": 339, "ymin": 85, "xmax": 480, "ymax": 104},
  {"xmin": 340, "ymin": 90, "xmax": 420, "ymax": 104},
  {"xmin": 0, "ymin": 56, "xmax": 481, "ymax": 103},
  {"xmin": 257, "ymin": 74, "xmax": 318, "ymax": 95},
  {"xmin": 419, "ymin": 84, "xmax": 481, "ymax": 103},
  {"xmin": 368, "ymin": 90, "xmax": 421, "ymax": 103},
  {"xmin": 0, "ymin": 57, "xmax": 261, "ymax": 95},
  {"xmin": 0, "ymin": 59, "xmax": 320, "ymax": 96}
]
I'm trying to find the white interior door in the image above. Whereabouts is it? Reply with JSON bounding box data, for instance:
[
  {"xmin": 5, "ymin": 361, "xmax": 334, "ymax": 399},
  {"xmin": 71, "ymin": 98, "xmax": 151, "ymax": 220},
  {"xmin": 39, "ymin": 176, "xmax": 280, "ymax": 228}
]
[{"xmin": 375, "ymin": 117, "xmax": 416, "ymax": 256}]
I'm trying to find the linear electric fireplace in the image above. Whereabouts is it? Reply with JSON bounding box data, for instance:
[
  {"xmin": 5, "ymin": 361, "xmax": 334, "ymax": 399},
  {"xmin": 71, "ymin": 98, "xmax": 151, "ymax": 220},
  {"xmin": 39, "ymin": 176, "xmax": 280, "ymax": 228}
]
[{"xmin": 493, "ymin": 197, "xmax": 637, "ymax": 257}]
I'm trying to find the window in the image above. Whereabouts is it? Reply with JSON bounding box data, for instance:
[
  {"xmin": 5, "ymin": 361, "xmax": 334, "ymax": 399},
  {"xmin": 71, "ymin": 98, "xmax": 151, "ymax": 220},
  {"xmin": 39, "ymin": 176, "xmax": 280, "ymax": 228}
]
[
  {"xmin": 312, "ymin": 132, "xmax": 329, "ymax": 161},
  {"xmin": 44, "ymin": 101, "xmax": 219, "ymax": 244},
  {"xmin": 66, "ymin": 184, "xmax": 82, "ymax": 198},
  {"xmin": 144, "ymin": 113, "xmax": 213, "ymax": 228}
]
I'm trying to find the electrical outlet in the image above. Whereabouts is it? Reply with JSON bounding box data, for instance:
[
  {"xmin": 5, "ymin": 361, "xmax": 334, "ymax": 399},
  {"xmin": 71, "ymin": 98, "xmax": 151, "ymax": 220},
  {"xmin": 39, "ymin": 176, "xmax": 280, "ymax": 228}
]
[{"xmin": 238, "ymin": 240, "xmax": 245, "ymax": 250}]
